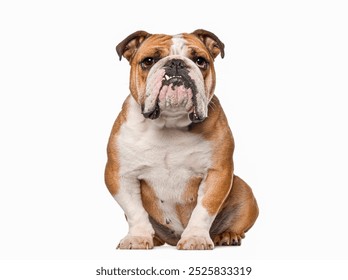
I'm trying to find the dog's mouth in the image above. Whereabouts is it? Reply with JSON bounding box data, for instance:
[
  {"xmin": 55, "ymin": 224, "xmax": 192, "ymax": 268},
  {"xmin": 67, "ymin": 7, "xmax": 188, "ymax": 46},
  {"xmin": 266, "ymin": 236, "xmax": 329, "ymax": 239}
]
[
  {"xmin": 142, "ymin": 70, "xmax": 205, "ymax": 123},
  {"xmin": 162, "ymin": 73, "xmax": 193, "ymax": 89}
]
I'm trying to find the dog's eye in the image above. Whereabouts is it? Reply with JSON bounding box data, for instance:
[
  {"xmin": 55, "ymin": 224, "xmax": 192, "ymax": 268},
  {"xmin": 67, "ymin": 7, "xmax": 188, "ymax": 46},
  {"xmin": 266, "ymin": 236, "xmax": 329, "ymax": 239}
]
[
  {"xmin": 195, "ymin": 57, "xmax": 208, "ymax": 70},
  {"xmin": 141, "ymin": 57, "xmax": 155, "ymax": 69}
]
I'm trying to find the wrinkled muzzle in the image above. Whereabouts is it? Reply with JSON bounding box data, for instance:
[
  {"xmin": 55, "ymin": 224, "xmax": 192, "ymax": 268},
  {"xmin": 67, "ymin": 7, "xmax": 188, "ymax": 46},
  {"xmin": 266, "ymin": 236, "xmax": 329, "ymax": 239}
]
[{"xmin": 142, "ymin": 57, "xmax": 208, "ymax": 123}]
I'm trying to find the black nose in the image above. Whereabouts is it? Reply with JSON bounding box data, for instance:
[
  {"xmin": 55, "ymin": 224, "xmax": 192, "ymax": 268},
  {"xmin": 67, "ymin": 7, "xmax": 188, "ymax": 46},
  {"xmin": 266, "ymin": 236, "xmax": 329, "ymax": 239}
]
[{"xmin": 164, "ymin": 59, "xmax": 187, "ymax": 75}]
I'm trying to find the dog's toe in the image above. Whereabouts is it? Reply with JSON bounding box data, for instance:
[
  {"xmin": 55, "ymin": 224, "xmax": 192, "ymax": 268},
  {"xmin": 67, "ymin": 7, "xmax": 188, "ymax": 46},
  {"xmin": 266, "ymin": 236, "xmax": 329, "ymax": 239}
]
[
  {"xmin": 177, "ymin": 235, "xmax": 214, "ymax": 250},
  {"xmin": 117, "ymin": 235, "xmax": 154, "ymax": 250},
  {"xmin": 213, "ymin": 231, "xmax": 244, "ymax": 246}
]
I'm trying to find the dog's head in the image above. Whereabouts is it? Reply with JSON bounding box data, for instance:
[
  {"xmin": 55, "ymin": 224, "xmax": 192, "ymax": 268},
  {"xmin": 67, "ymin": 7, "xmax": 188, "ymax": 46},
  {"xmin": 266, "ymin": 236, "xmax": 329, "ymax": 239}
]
[{"xmin": 116, "ymin": 30, "xmax": 224, "ymax": 125}]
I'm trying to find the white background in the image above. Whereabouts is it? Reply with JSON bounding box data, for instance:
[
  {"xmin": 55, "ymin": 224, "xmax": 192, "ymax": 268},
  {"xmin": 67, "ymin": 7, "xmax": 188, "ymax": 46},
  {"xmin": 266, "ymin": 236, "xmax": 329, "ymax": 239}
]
[{"xmin": 1, "ymin": 0, "xmax": 348, "ymax": 268}]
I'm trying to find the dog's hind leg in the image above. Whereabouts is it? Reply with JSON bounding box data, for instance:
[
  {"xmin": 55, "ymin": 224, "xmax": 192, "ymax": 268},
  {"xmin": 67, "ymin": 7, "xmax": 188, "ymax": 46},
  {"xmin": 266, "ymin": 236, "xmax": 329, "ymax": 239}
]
[{"xmin": 210, "ymin": 175, "xmax": 259, "ymax": 246}]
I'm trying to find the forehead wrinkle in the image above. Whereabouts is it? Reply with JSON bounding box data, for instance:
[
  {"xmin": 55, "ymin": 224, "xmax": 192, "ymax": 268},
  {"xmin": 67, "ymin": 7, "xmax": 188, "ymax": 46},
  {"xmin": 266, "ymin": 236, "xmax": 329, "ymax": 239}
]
[
  {"xmin": 139, "ymin": 47, "xmax": 168, "ymax": 58},
  {"xmin": 145, "ymin": 34, "xmax": 172, "ymax": 48},
  {"xmin": 182, "ymin": 33, "xmax": 211, "ymax": 57},
  {"xmin": 188, "ymin": 46, "xmax": 209, "ymax": 59},
  {"xmin": 136, "ymin": 34, "xmax": 172, "ymax": 59}
]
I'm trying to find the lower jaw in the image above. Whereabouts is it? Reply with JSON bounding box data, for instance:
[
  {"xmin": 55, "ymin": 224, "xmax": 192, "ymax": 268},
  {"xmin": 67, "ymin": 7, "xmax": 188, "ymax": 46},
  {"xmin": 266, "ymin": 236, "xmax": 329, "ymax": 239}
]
[
  {"xmin": 159, "ymin": 108, "xmax": 206, "ymax": 125},
  {"xmin": 154, "ymin": 111, "xmax": 193, "ymax": 129},
  {"xmin": 159, "ymin": 107, "xmax": 191, "ymax": 118}
]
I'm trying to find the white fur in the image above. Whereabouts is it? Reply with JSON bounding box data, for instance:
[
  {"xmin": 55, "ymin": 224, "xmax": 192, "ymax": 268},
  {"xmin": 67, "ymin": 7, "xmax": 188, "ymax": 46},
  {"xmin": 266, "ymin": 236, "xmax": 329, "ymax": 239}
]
[
  {"xmin": 114, "ymin": 176, "xmax": 155, "ymax": 237},
  {"xmin": 170, "ymin": 34, "xmax": 187, "ymax": 56},
  {"xmin": 116, "ymin": 96, "xmax": 212, "ymax": 234}
]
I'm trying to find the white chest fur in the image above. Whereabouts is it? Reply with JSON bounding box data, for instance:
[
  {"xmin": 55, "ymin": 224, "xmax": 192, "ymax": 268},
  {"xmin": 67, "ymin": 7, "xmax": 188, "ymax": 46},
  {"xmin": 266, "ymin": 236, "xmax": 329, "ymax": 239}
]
[{"xmin": 117, "ymin": 97, "xmax": 212, "ymax": 231}]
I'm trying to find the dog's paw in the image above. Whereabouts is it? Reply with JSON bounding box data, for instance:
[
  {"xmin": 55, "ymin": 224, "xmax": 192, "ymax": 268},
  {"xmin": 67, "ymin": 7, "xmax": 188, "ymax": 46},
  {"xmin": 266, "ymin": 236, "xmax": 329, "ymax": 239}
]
[
  {"xmin": 213, "ymin": 231, "xmax": 245, "ymax": 246},
  {"xmin": 117, "ymin": 235, "xmax": 154, "ymax": 250},
  {"xmin": 177, "ymin": 235, "xmax": 214, "ymax": 250}
]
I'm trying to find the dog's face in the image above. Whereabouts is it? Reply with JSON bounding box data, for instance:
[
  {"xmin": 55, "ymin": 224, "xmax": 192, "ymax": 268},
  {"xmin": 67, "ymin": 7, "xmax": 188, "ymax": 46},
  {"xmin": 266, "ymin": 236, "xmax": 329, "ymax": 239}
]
[{"xmin": 116, "ymin": 30, "xmax": 224, "ymax": 124}]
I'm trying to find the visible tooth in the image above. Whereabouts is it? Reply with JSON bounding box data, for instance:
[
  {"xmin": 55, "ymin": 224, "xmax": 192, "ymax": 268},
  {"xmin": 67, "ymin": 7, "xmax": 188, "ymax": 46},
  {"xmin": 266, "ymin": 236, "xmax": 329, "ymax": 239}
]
[{"xmin": 165, "ymin": 75, "xmax": 170, "ymax": 80}]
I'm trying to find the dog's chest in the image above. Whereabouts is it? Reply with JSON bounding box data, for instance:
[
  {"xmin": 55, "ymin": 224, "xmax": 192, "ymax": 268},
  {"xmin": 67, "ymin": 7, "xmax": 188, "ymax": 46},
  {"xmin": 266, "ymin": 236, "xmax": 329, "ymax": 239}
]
[{"xmin": 118, "ymin": 120, "xmax": 211, "ymax": 201}]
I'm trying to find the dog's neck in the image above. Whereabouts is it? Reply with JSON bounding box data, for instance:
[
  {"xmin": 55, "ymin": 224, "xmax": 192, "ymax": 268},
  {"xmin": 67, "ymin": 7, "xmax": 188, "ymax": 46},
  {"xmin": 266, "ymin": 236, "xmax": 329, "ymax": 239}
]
[
  {"xmin": 129, "ymin": 95, "xmax": 192, "ymax": 130},
  {"xmin": 153, "ymin": 109, "xmax": 192, "ymax": 129}
]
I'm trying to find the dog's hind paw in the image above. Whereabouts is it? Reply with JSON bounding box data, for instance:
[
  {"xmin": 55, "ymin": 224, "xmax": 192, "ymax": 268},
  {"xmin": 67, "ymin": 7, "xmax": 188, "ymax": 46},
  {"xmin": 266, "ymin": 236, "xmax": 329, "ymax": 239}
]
[{"xmin": 213, "ymin": 231, "xmax": 245, "ymax": 246}]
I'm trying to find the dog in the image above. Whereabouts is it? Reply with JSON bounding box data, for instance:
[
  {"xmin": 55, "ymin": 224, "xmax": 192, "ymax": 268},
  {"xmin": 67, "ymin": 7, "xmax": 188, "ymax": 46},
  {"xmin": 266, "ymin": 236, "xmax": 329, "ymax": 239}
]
[{"xmin": 105, "ymin": 29, "xmax": 258, "ymax": 250}]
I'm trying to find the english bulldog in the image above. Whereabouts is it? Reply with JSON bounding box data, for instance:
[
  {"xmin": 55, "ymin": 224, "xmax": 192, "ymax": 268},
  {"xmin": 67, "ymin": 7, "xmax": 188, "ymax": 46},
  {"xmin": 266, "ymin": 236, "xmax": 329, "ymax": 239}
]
[{"xmin": 105, "ymin": 29, "xmax": 258, "ymax": 250}]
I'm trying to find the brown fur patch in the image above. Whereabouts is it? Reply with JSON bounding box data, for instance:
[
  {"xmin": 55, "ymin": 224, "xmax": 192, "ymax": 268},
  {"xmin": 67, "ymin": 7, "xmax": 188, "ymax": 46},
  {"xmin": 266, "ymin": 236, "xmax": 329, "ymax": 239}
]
[
  {"xmin": 182, "ymin": 33, "xmax": 215, "ymax": 61},
  {"xmin": 104, "ymin": 95, "xmax": 131, "ymax": 196},
  {"xmin": 210, "ymin": 175, "xmax": 259, "ymax": 241},
  {"xmin": 224, "ymin": 176, "xmax": 259, "ymax": 233},
  {"xmin": 176, "ymin": 176, "xmax": 201, "ymax": 228},
  {"xmin": 140, "ymin": 180, "xmax": 164, "ymax": 224}
]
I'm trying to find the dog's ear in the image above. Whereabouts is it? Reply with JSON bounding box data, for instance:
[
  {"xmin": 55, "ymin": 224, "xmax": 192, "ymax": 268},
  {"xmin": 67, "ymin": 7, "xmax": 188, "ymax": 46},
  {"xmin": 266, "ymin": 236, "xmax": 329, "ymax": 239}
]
[
  {"xmin": 191, "ymin": 29, "xmax": 225, "ymax": 59},
  {"xmin": 116, "ymin": 31, "xmax": 151, "ymax": 62}
]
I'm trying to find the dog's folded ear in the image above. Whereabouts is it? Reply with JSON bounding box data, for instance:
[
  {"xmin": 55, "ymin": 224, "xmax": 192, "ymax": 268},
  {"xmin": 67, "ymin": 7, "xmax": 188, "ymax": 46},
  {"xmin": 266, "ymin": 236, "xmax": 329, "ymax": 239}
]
[
  {"xmin": 191, "ymin": 29, "xmax": 225, "ymax": 59},
  {"xmin": 116, "ymin": 31, "xmax": 151, "ymax": 62}
]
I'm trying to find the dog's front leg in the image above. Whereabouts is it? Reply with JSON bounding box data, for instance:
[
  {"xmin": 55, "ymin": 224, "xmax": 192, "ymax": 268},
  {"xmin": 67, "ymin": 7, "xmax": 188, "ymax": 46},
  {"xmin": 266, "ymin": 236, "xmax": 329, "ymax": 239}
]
[
  {"xmin": 106, "ymin": 170, "xmax": 155, "ymax": 249},
  {"xmin": 177, "ymin": 169, "xmax": 233, "ymax": 250}
]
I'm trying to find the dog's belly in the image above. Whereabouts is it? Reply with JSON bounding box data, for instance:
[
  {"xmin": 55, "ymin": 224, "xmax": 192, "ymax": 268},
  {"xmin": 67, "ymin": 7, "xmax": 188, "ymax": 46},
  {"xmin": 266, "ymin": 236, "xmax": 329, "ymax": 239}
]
[
  {"xmin": 139, "ymin": 165, "xmax": 202, "ymax": 234},
  {"xmin": 117, "ymin": 109, "xmax": 212, "ymax": 234}
]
